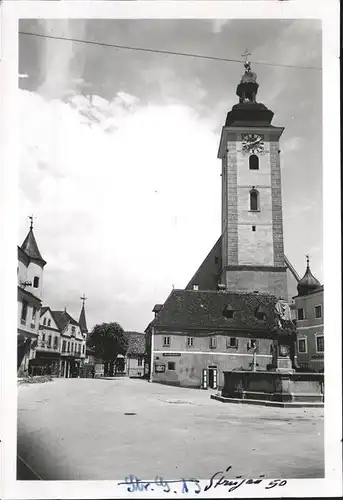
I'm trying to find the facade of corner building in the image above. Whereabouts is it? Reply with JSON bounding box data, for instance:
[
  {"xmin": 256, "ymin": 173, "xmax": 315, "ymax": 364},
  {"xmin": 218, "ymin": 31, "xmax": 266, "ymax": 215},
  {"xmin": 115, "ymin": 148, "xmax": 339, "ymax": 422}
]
[
  {"xmin": 145, "ymin": 58, "xmax": 323, "ymax": 388},
  {"xmin": 29, "ymin": 306, "xmax": 61, "ymax": 375},
  {"xmin": 17, "ymin": 224, "xmax": 46, "ymax": 376},
  {"xmin": 146, "ymin": 290, "xmax": 284, "ymax": 389},
  {"xmin": 293, "ymin": 257, "xmax": 324, "ymax": 372}
]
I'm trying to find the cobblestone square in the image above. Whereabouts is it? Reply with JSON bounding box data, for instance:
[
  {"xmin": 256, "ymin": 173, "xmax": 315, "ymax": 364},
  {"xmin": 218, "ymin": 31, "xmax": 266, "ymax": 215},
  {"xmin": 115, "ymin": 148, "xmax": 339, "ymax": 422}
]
[{"xmin": 17, "ymin": 378, "xmax": 324, "ymax": 480}]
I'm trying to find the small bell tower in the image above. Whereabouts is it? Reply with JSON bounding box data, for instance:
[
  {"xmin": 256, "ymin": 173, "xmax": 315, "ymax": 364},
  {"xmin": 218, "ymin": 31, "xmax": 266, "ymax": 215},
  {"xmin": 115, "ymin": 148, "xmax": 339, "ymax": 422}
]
[{"xmin": 218, "ymin": 50, "xmax": 287, "ymax": 298}]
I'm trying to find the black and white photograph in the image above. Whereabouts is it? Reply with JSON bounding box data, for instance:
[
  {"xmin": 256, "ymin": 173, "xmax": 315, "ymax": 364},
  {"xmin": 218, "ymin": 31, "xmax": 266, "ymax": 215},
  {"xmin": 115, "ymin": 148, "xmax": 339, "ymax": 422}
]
[{"xmin": 0, "ymin": 1, "xmax": 341, "ymax": 499}]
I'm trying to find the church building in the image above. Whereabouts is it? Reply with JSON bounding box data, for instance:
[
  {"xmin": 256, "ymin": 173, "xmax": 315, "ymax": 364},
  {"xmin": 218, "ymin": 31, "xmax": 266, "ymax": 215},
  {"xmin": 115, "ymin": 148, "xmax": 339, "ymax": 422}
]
[{"xmin": 146, "ymin": 55, "xmax": 303, "ymax": 389}]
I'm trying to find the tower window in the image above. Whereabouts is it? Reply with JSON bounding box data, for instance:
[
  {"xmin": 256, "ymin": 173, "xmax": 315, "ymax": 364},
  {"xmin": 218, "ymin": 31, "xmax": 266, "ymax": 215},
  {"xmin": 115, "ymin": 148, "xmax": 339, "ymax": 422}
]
[
  {"xmin": 33, "ymin": 276, "xmax": 39, "ymax": 288},
  {"xmin": 249, "ymin": 154, "xmax": 259, "ymax": 170},
  {"xmin": 252, "ymin": 225, "xmax": 256, "ymax": 232},
  {"xmin": 250, "ymin": 189, "xmax": 259, "ymax": 211}
]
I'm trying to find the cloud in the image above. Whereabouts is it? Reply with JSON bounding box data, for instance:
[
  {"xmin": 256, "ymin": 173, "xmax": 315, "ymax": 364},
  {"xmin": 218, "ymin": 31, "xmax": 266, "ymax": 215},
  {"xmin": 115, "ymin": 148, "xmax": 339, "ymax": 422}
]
[
  {"xmin": 19, "ymin": 89, "xmax": 219, "ymax": 331},
  {"xmin": 37, "ymin": 19, "xmax": 87, "ymax": 98},
  {"xmin": 211, "ymin": 20, "xmax": 231, "ymax": 34}
]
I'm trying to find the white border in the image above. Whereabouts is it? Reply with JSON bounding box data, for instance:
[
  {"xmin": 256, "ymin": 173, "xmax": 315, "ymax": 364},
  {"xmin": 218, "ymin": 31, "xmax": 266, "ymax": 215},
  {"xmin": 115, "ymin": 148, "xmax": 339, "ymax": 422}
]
[{"xmin": 0, "ymin": 1, "xmax": 341, "ymax": 499}]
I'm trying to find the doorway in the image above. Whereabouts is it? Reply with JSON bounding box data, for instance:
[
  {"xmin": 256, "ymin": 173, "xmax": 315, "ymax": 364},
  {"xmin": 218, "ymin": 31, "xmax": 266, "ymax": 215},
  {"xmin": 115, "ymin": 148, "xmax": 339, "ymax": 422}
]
[{"xmin": 208, "ymin": 366, "xmax": 218, "ymax": 389}]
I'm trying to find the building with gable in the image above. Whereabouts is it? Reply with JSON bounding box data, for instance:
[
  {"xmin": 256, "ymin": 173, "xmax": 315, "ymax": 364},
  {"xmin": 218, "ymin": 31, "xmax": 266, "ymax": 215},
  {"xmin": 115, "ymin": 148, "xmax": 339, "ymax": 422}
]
[
  {"xmin": 29, "ymin": 305, "xmax": 87, "ymax": 377},
  {"xmin": 17, "ymin": 220, "xmax": 46, "ymax": 376},
  {"xmin": 146, "ymin": 56, "xmax": 319, "ymax": 389},
  {"xmin": 124, "ymin": 331, "xmax": 147, "ymax": 378},
  {"xmin": 51, "ymin": 308, "xmax": 86, "ymax": 377},
  {"xmin": 29, "ymin": 306, "xmax": 61, "ymax": 375}
]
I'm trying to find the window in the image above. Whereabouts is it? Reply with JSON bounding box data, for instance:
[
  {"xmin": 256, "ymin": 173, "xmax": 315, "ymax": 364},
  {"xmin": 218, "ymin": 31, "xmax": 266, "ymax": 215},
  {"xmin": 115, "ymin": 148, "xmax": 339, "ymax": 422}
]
[
  {"xmin": 250, "ymin": 189, "xmax": 259, "ymax": 211},
  {"xmin": 223, "ymin": 305, "xmax": 235, "ymax": 319},
  {"xmin": 67, "ymin": 341, "xmax": 70, "ymax": 352},
  {"xmin": 227, "ymin": 337, "xmax": 238, "ymax": 349},
  {"xmin": 48, "ymin": 319, "xmax": 51, "ymax": 326},
  {"xmin": 247, "ymin": 339, "xmax": 257, "ymax": 350},
  {"xmin": 298, "ymin": 338, "xmax": 307, "ymax": 353},
  {"xmin": 71, "ymin": 326, "xmax": 76, "ymax": 334},
  {"xmin": 54, "ymin": 336, "xmax": 58, "ymax": 349},
  {"xmin": 43, "ymin": 317, "xmax": 46, "ymax": 325},
  {"xmin": 297, "ymin": 308, "xmax": 305, "ymax": 320},
  {"xmin": 316, "ymin": 335, "xmax": 324, "ymax": 353},
  {"xmin": 252, "ymin": 225, "xmax": 256, "ymax": 232},
  {"xmin": 33, "ymin": 276, "xmax": 39, "ymax": 288},
  {"xmin": 137, "ymin": 359, "xmax": 143, "ymax": 366},
  {"xmin": 47, "ymin": 335, "xmax": 52, "ymax": 347},
  {"xmin": 163, "ymin": 336, "xmax": 171, "ymax": 347},
  {"xmin": 167, "ymin": 362, "xmax": 175, "ymax": 370},
  {"xmin": 209, "ymin": 337, "xmax": 217, "ymax": 349},
  {"xmin": 32, "ymin": 307, "xmax": 37, "ymax": 322},
  {"xmin": 82, "ymin": 344, "xmax": 85, "ymax": 354},
  {"xmin": 187, "ymin": 337, "xmax": 194, "ymax": 347},
  {"xmin": 255, "ymin": 306, "xmax": 267, "ymax": 321},
  {"xmin": 21, "ymin": 300, "xmax": 28, "ymax": 323},
  {"xmin": 249, "ymin": 154, "xmax": 259, "ymax": 170},
  {"xmin": 42, "ymin": 333, "xmax": 46, "ymax": 342},
  {"xmin": 71, "ymin": 343, "xmax": 74, "ymax": 353},
  {"xmin": 314, "ymin": 305, "xmax": 322, "ymax": 319}
]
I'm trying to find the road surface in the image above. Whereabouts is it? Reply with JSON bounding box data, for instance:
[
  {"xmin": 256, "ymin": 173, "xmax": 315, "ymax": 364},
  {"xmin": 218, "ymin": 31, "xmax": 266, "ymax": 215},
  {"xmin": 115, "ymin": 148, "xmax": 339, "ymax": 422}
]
[{"xmin": 17, "ymin": 377, "xmax": 324, "ymax": 480}]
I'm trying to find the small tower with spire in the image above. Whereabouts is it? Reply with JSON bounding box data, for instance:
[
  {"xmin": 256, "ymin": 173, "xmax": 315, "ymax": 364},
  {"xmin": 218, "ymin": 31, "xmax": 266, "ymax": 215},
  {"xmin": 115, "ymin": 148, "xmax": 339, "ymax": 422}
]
[
  {"xmin": 217, "ymin": 51, "xmax": 287, "ymax": 298},
  {"xmin": 297, "ymin": 255, "xmax": 321, "ymax": 296},
  {"xmin": 79, "ymin": 293, "xmax": 88, "ymax": 337},
  {"xmin": 20, "ymin": 216, "xmax": 46, "ymax": 300}
]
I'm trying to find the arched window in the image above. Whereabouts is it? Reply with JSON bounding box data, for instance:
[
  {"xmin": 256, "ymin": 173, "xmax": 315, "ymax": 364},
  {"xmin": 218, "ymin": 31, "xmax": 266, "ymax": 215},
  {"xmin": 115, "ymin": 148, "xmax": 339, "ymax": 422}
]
[
  {"xmin": 250, "ymin": 189, "xmax": 259, "ymax": 211},
  {"xmin": 33, "ymin": 276, "xmax": 39, "ymax": 288},
  {"xmin": 249, "ymin": 154, "xmax": 259, "ymax": 170}
]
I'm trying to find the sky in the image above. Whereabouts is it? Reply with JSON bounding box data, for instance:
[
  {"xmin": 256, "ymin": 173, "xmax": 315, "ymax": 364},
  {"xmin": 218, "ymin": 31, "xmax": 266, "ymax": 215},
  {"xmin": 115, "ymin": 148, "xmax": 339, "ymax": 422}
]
[{"xmin": 18, "ymin": 18, "xmax": 322, "ymax": 332}]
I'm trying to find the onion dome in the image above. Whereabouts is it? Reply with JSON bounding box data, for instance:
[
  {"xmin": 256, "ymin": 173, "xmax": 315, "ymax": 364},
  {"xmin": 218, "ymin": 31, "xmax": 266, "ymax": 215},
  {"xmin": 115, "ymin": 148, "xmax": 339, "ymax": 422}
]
[{"xmin": 297, "ymin": 255, "xmax": 321, "ymax": 296}]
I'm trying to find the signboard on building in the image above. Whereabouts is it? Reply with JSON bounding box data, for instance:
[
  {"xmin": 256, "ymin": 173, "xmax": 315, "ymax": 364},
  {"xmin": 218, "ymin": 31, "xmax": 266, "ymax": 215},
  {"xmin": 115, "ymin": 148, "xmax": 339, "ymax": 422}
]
[
  {"xmin": 155, "ymin": 364, "xmax": 165, "ymax": 373},
  {"xmin": 162, "ymin": 353, "xmax": 181, "ymax": 357}
]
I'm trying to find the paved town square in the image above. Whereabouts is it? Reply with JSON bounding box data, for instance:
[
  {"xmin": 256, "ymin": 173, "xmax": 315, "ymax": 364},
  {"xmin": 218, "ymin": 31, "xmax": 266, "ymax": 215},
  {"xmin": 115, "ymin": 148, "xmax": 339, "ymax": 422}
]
[{"xmin": 17, "ymin": 378, "xmax": 324, "ymax": 481}]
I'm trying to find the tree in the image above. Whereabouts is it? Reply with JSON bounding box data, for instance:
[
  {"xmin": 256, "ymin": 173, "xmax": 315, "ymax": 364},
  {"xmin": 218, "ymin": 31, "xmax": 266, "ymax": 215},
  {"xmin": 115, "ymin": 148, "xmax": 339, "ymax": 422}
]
[{"xmin": 87, "ymin": 322, "xmax": 128, "ymax": 376}]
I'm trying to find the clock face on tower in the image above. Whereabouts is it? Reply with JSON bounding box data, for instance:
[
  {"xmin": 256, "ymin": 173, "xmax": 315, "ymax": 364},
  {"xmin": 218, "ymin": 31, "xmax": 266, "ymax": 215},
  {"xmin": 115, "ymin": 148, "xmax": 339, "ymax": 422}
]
[{"xmin": 242, "ymin": 133, "xmax": 264, "ymax": 154}]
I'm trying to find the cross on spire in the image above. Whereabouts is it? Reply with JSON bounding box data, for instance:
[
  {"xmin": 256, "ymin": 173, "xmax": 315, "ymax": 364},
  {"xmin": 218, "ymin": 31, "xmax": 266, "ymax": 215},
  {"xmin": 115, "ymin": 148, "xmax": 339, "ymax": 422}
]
[
  {"xmin": 241, "ymin": 49, "xmax": 251, "ymax": 64},
  {"xmin": 80, "ymin": 293, "xmax": 88, "ymax": 306},
  {"xmin": 305, "ymin": 254, "xmax": 310, "ymax": 265},
  {"xmin": 28, "ymin": 214, "xmax": 36, "ymax": 230}
]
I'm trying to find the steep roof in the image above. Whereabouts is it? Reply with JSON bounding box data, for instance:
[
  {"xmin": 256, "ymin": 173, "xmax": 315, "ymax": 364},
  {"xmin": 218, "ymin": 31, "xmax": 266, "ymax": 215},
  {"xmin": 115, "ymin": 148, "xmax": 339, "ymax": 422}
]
[
  {"xmin": 185, "ymin": 235, "xmax": 299, "ymax": 291},
  {"xmin": 79, "ymin": 305, "xmax": 88, "ymax": 333},
  {"xmin": 21, "ymin": 228, "xmax": 46, "ymax": 265},
  {"xmin": 124, "ymin": 331, "xmax": 146, "ymax": 355},
  {"xmin": 40, "ymin": 306, "xmax": 49, "ymax": 316},
  {"xmin": 150, "ymin": 289, "xmax": 284, "ymax": 333},
  {"xmin": 50, "ymin": 310, "xmax": 79, "ymax": 333}
]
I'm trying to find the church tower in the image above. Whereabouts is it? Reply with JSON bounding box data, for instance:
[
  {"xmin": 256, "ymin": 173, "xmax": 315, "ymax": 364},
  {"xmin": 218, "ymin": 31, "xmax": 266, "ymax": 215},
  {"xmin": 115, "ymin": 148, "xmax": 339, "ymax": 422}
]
[{"xmin": 217, "ymin": 53, "xmax": 287, "ymax": 298}]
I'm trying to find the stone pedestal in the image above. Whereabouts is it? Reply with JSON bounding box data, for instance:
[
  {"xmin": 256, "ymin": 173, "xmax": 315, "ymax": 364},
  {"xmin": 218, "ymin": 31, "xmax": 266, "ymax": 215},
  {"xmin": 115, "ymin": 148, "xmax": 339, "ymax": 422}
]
[{"xmin": 271, "ymin": 338, "xmax": 295, "ymax": 374}]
